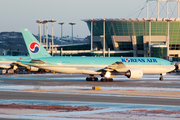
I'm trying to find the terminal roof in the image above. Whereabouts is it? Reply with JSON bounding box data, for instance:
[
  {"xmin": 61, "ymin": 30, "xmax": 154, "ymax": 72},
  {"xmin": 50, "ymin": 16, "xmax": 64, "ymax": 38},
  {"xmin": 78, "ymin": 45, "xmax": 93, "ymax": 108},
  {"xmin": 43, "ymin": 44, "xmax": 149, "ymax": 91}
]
[{"xmin": 82, "ymin": 18, "xmax": 180, "ymax": 22}]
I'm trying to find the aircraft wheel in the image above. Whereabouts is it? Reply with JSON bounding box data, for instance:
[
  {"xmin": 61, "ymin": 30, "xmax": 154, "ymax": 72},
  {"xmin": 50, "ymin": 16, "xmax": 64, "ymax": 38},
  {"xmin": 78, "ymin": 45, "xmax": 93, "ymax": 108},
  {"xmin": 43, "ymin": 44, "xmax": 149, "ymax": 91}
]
[
  {"xmin": 159, "ymin": 77, "xmax": 163, "ymax": 81},
  {"xmin": 86, "ymin": 77, "xmax": 98, "ymax": 81},
  {"xmin": 101, "ymin": 78, "xmax": 106, "ymax": 82},
  {"xmin": 109, "ymin": 78, "xmax": 113, "ymax": 82},
  {"xmin": 94, "ymin": 77, "xmax": 98, "ymax": 81},
  {"xmin": 101, "ymin": 78, "xmax": 113, "ymax": 82},
  {"xmin": 107, "ymin": 78, "xmax": 113, "ymax": 82},
  {"xmin": 86, "ymin": 77, "xmax": 90, "ymax": 81}
]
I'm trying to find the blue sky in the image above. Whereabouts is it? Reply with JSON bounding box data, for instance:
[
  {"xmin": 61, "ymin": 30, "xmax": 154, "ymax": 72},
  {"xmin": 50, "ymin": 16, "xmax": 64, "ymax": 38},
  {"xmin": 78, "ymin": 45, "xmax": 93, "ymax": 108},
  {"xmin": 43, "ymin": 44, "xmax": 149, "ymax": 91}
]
[{"xmin": 0, "ymin": 0, "xmax": 179, "ymax": 38}]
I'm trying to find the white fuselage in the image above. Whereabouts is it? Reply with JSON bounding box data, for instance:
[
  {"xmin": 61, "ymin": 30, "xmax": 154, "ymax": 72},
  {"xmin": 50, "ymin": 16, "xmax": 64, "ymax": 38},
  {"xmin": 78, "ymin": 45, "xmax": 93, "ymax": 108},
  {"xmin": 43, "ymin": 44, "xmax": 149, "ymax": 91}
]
[{"xmin": 32, "ymin": 64, "xmax": 175, "ymax": 75}]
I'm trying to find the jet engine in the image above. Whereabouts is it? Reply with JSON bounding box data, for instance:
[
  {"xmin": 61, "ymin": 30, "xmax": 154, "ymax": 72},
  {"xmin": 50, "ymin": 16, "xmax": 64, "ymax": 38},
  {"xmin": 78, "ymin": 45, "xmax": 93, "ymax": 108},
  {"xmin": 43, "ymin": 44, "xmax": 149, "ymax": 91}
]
[
  {"xmin": 125, "ymin": 68, "xmax": 143, "ymax": 79},
  {"xmin": 27, "ymin": 66, "xmax": 39, "ymax": 71}
]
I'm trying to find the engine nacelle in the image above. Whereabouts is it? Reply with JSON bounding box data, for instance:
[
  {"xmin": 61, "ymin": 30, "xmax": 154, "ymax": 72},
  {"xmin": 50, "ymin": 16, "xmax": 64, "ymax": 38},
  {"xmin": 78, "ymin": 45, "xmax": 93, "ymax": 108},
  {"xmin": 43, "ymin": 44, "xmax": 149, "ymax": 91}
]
[
  {"xmin": 27, "ymin": 66, "xmax": 39, "ymax": 71},
  {"xmin": 125, "ymin": 68, "xmax": 143, "ymax": 79}
]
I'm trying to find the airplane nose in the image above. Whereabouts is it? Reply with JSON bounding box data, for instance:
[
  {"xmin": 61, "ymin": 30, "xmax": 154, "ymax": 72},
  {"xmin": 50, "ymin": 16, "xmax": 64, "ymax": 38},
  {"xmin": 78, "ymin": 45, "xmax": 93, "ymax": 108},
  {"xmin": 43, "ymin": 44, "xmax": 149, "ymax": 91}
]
[
  {"xmin": 171, "ymin": 65, "xmax": 176, "ymax": 71},
  {"xmin": 175, "ymin": 64, "xmax": 179, "ymax": 70}
]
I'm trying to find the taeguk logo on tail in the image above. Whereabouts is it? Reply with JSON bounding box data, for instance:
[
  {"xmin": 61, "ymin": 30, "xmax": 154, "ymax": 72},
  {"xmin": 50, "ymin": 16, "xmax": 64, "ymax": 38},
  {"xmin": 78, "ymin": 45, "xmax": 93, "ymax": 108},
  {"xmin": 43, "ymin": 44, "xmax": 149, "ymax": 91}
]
[{"xmin": 29, "ymin": 42, "xmax": 40, "ymax": 53}]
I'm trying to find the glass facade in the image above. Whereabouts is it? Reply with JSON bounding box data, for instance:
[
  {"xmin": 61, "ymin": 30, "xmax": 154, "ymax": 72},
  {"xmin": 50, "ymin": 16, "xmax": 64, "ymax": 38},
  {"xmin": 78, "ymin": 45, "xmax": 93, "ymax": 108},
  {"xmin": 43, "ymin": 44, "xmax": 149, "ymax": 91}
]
[
  {"xmin": 169, "ymin": 22, "xmax": 180, "ymax": 50},
  {"xmin": 86, "ymin": 21, "xmax": 180, "ymax": 51},
  {"xmin": 151, "ymin": 47, "xmax": 167, "ymax": 59},
  {"xmin": 118, "ymin": 42, "xmax": 133, "ymax": 50}
]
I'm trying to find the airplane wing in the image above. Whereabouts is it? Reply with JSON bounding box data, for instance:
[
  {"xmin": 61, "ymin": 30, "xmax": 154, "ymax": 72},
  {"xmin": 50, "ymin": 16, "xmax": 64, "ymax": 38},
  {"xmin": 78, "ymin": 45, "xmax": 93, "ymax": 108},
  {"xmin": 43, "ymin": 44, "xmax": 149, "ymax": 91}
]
[
  {"xmin": 12, "ymin": 61, "xmax": 39, "ymax": 71},
  {"xmin": 98, "ymin": 61, "xmax": 129, "ymax": 73},
  {"xmin": 30, "ymin": 59, "xmax": 46, "ymax": 64},
  {"xmin": 17, "ymin": 60, "xmax": 129, "ymax": 75},
  {"xmin": 0, "ymin": 56, "xmax": 31, "ymax": 69},
  {"xmin": 0, "ymin": 63, "xmax": 11, "ymax": 69},
  {"xmin": 0, "ymin": 58, "xmax": 21, "ymax": 69}
]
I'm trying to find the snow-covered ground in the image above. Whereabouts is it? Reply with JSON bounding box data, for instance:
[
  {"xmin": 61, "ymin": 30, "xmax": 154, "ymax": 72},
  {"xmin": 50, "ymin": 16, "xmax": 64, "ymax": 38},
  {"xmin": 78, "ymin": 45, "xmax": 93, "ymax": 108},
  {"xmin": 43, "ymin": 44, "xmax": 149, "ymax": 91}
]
[
  {"xmin": 0, "ymin": 85, "xmax": 180, "ymax": 99},
  {"xmin": 0, "ymin": 73, "xmax": 180, "ymax": 81},
  {"xmin": 1, "ymin": 84, "xmax": 180, "ymax": 91},
  {"xmin": 0, "ymin": 74, "xmax": 180, "ymax": 119},
  {"xmin": 0, "ymin": 99, "xmax": 180, "ymax": 120}
]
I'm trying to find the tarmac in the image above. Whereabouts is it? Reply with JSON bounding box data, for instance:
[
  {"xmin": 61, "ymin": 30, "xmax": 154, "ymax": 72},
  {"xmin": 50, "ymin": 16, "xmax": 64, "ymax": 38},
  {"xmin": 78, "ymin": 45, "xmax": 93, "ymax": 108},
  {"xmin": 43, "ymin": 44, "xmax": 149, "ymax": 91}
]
[{"xmin": 0, "ymin": 73, "xmax": 180, "ymax": 119}]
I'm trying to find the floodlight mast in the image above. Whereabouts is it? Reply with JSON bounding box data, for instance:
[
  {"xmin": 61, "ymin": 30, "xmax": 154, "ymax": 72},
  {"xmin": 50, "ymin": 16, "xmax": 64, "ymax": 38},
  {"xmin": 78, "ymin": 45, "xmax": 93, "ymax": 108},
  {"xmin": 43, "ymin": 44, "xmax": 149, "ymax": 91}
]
[
  {"xmin": 49, "ymin": 19, "xmax": 56, "ymax": 56},
  {"xmin": 36, "ymin": 19, "xmax": 43, "ymax": 44},
  {"xmin": 42, "ymin": 21, "xmax": 47, "ymax": 45},
  {"xmin": 58, "ymin": 22, "xmax": 64, "ymax": 40},
  {"xmin": 43, "ymin": 20, "xmax": 49, "ymax": 50},
  {"xmin": 69, "ymin": 22, "xmax": 76, "ymax": 43}
]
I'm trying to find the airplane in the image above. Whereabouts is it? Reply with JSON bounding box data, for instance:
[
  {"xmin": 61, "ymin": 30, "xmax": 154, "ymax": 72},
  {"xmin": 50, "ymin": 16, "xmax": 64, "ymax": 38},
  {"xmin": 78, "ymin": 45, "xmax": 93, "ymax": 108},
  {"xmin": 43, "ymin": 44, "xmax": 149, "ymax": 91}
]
[
  {"xmin": 0, "ymin": 56, "xmax": 40, "ymax": 72},
  {"xmin": 19, "ymin": 28, "xmax": 175, "ymax": 82},
  {"xmin": 0, "ymin": 56, "xmax": 30, "ymax": 69}
]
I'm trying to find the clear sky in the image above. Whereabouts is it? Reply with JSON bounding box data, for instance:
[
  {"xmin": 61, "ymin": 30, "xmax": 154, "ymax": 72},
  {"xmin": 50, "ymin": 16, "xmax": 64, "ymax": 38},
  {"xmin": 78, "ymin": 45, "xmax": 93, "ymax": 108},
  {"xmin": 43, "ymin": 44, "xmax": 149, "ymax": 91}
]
[{"xmin": 0, "ymin": 0, "xmax": 179, "ymax": 38}]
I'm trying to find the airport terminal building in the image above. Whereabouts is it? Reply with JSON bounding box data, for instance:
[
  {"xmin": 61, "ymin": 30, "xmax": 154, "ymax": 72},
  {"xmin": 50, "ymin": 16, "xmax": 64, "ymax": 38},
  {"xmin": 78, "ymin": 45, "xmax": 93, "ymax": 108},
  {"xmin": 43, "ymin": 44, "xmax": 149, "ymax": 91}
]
[{"xmin": 82, "ymin": 18, "xmax": 180, "ymax": 60}]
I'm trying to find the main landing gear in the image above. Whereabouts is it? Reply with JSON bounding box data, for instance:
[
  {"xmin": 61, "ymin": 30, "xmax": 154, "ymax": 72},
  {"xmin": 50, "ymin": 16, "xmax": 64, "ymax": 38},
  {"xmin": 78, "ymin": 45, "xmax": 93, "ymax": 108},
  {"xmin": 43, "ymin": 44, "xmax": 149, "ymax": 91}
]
[
  {"xmin": 100, "ymin": 78, "xmax": 113, "ymax": 82},
  {"xmin": 86, "ymin": 76, "xmax": 98, "ymax": 81},
  {"xmin": 86, "ymin": 76, "xmax": 113, "ymax": 82},
  {"xmin": 159, "ymin": 73, "xmax": 163, "ymax": 81}
]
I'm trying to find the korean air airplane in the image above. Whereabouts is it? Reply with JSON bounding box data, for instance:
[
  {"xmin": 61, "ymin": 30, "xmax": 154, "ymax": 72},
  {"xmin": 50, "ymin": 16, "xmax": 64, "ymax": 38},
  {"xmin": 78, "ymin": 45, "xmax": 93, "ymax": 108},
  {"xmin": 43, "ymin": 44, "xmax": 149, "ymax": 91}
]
[
  {"xmin": 0, "ymin": 56, "xmax": 30, "ymax": 69},
  {"xmin": 20, "ymin": 28, "xmax": 175, "ymax": 82},
  {"xmin": 0, "ymin": 56, "xmax": 40, "ymax": 72}
]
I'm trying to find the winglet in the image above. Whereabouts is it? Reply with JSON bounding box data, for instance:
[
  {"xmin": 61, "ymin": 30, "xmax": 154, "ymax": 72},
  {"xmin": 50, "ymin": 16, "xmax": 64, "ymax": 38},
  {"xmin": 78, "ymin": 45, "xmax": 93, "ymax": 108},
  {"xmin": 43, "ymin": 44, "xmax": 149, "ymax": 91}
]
[{"xmin": 21, "ymin": 28, "xmax": 51, "ymax": 58}]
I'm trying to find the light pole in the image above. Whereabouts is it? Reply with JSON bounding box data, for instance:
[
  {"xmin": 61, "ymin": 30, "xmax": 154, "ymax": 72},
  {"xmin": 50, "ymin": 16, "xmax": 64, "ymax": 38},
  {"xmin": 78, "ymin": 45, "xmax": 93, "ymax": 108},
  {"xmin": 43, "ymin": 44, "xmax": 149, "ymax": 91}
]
[
  {"xmin": 42, "ymin": 21, "xmax": 47, "ymax": 45},
  {"xmin": 69, "ymin": 22, "xmax": 76, "ymax": 43},
  {"xmin": 36, "ymin": 19, "xmax": 42, "ymax": 44},
  {"xmin": 49, "ymin": 19, "xmax": 56, "ymax": 56},
  {"xmin": 58, "ymin": 22, "xmax": 64, "ymax": 40},
  {"xmin": 43, "ymin": 20, "xmax": 49, "ymax": 50}
]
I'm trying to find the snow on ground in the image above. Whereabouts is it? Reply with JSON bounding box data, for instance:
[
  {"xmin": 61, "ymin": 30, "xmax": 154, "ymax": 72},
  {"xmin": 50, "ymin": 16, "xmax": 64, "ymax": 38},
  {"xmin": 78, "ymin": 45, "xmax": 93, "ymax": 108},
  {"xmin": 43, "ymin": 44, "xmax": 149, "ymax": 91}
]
[
  {"xmin": 0, "ymin": 74, "xmax": 180, "ymax": 119},
  {"xmin": 0, "ymin": 99, "xmax": 180, "ymax": 120},
  {"xmin": 1, "ymin": 84, "xmax": 180, "ymax": 92},
  {"xmin": 1, "ymin": 81, "xmax": 180, "ymax": 99},
  {"xmin": 1, "ymin": 84, "xmax": 180, "ymax": 99},
  {"xmin": 0, "ymin": 73, "xmax": 180, "ymax": 81}
]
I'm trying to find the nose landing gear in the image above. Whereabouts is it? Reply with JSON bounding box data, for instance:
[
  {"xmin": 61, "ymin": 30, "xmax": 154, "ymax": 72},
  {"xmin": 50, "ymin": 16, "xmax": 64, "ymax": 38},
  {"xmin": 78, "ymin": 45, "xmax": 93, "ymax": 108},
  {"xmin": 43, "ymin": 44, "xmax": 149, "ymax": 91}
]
[
  {"xmin": 100, "ymin": 78, "xmax": 113, "ymax": 82},
  {"xmin": 86, "ymin": 76, "xmax": 98, "ymax": 81},
  {"xmin": 159, "ymin": 73, "xmax": 163, "ymax": 81}
]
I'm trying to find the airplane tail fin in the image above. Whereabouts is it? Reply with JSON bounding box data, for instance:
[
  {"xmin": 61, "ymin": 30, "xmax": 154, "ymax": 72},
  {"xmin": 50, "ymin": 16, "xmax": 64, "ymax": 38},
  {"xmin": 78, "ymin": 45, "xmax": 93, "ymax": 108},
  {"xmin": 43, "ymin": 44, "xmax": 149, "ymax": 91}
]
[{"xmin": 21, "ymin": 28, "xmax": 51, "ymax": 59}]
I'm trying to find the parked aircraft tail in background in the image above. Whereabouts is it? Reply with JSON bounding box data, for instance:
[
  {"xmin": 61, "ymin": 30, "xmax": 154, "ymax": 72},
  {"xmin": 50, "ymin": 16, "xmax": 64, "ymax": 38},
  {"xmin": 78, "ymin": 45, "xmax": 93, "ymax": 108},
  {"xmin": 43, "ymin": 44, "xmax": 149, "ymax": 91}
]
[{"xmin": 21, "ymin": 28, "xmax": 51, "ymax": 59}]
